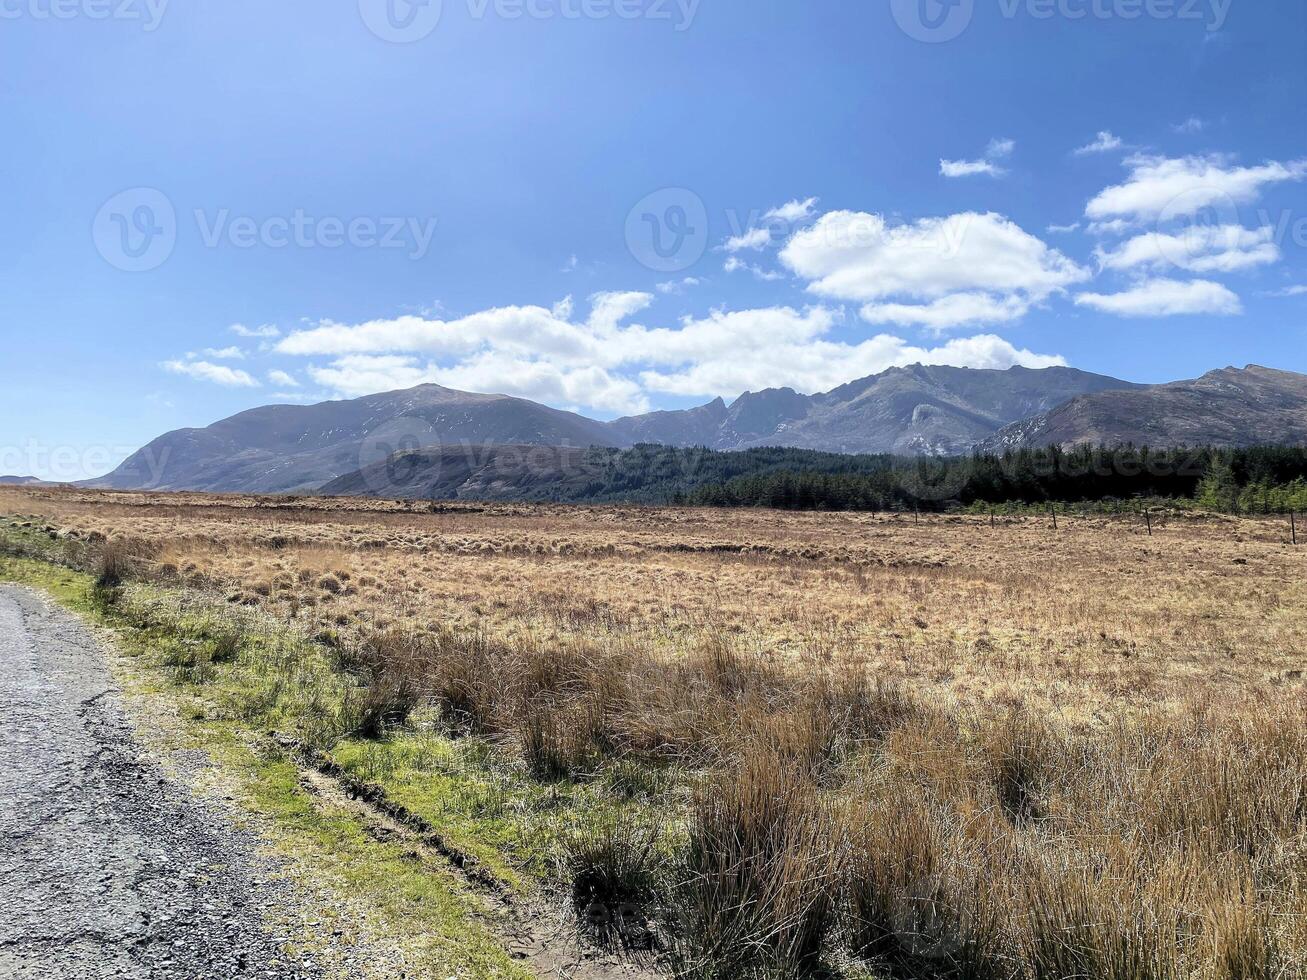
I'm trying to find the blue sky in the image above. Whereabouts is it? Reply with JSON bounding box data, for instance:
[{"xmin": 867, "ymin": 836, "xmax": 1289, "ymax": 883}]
[{"xmin": 2, "ymin": 0, "xmax": 1305, "ymax": 480}]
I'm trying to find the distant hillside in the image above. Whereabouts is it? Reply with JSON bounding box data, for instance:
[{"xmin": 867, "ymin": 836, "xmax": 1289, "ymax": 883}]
[
  {"xmin": 85, "ymin": 385, "xmax": 620, "ymax": 493},
  {"xmin": 319, "ymin": 445, "xmax": 602, "ymax": 501},
  {"xmin": 609, "ymin": 364, "xmax": 1139, "ymax": 456},
  {"xmin": 85, "ymin": 364, "xmax": 1141, "ymax": 493},
  {"xmin": 0, "ymin": 476, "xmax": 45, "ymax": 486},
  {"xmin": 981, "ymin": 366, "xmax": 1307, "ymax": 451},
  {"xmin": 320, "ymin": 444, "xmax": 906, "ymax": 503}
]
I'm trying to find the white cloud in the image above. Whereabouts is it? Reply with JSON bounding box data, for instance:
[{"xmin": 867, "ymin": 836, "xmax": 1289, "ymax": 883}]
[
  {"xmin": 1074, "ymin": 279, "xmax": 1242, "ymax": 317},
  {"xmin": 163, "ymin": 360, "xmax": 261, "ymax": 387},
  {"xmin": 861, "ymin": 293, "xmax": 1031, "ymax": 330},
  {"xmin": 780, "ymin": 210, "xmax": 1088, "ymax": 329},
  {"xmin": 723, "ymin": 227, "xmax": 773, "ymax": 253},
  {"xmin": 197, "ymin": 346, "xmax": 245, "ymax": 360},
  {"xmin": 1096, "ymin": 224, "xmax": 1279, "ymax": 275},
  {"xmin": 1075, "ymin": 131, "xmax": 1124, "ymax": 155},
  {"xmin": 277, "ymin": 294, "xmax": 1066, "ymax": 410},
  {"xmin": 588, "ymin": 290, "xmax": 654, "ymax": 331},
  {"xmin": 1172, "ymin": 117, "xmax": 1207, "ymax": 134},
  {"xmin": 656, "ymin": 277, "xmax": 703, "ymax": 295},
  {"xmin": 307, "ymin": 355, "xmax": 436, "ymax": 398},
  {"xmin": 267, "ymin": 369, "xmax": 300, "ymax": 387},
  {"xmin": 1047, "ymin": 222, "xmax": 1081, "ymax": 234},
  {"xmin": 440, "ymin": 354, "xmax": 647, "ymax": 413},
  {"xmin": 940, "ymin": 158, "xmax": 1005, "ymax": 179},
  {"xmin": 723, "ymin": 257, "xmax": 786, "ymax": 281},
  {"xmin": 230, "ymin": 323, "xmax": 280, "ymax": 338},
  {"xmin": 561, "ymin": 254, "xmax": 579, "ymax": 273},
  {"xmin": 721, "ymin": 198, "xmax": 820, "ymax": 256},
  {"xmin": 987, "ymin": 138, "xmax": 1016, "ymax": 159},
  {"xmin": 763, "ymin": 197, "xmax": 819, "ymax": 223},
  {"xmin": 1265, "ymin": 285, "xmax": 1307, "ymax": 298},
  {"xmin": 1086, "ymin": 219, "xmax": 1133, "ymax": 236},
  {"xmin": 941, "ymin": 137, "xmax": 1014, "ymax": 179},
  {"xmin": 1086, "ymin": 154, "xmax": 1307, "ymax": 224}
]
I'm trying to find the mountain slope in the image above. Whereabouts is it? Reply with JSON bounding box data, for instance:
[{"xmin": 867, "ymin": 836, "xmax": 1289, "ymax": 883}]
[
  {"xmin": 319, "ymin": 445, "xmax": 603, "ymax": 500},
  {"xmin": 87, "ymin": 385, "xmax": 620, "ymax": 493},
  {"xmin": 980, "ymin": 366, "xmax": 1307, "ymax": 451},
  {"xmin": 612, "ymin": 365, "xmax": 1142, "ymax": 455},
  {"xmin": 743, "ymin": 364, "xmax": 1141, "ymax": 455}
]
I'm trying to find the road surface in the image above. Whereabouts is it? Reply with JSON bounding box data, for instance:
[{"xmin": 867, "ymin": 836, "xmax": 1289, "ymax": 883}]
[{"xmin": 0, "ymin": 584, "xmax": 324, "ymax": 979}]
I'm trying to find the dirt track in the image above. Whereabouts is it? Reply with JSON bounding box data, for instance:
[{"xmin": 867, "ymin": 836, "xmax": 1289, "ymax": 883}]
[{"xmin": 0, "ymin": 585, "xmax": 322, "ymax": 979}]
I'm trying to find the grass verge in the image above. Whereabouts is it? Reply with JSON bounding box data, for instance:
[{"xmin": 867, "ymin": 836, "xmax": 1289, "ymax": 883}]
[{"xmin": 0, "ymin": 549, "xmax": 535, "ymax": 980}]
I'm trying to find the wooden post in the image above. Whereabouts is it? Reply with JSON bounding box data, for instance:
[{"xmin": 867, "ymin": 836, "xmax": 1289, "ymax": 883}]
[
  {"xmin": 1049, "ymin": 503, "xmax": 1058, "ymax": 531},
  {"xmin": 1144, "ymin": 508, "xmax": 1152, "ymax": 537},
  {"xmin": 1292, "ymin": 511, "xmax": 1298, "ymax": 546},
  {"xmin": 990, "ymin": 510, "xmax": 996, "ymax": 529},
  {"xmin": 914, "ymin": 506, "xmax": 919, "ymax": 526}
]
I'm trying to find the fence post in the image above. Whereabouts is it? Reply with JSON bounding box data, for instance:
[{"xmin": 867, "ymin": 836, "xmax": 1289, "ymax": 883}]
[
  {"xmin": 1293, "ymin": 511, "xmax": 1298, "ymax": 546},
  {"xmin": 1144, "ymin": 508, "xmax": 1152, "ymax": 537},
  {"xmin": 1049, "ymin": 503, "xmax": 1058, "ymax": 531}
]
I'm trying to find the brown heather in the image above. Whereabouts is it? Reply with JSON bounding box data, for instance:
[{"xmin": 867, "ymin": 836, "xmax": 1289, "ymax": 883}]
[{"xmin": 2, "ymin": 485, "xmax": 1304, "ymax": 978}]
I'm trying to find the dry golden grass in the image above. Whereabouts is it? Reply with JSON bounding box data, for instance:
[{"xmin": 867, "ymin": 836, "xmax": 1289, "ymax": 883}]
[
  {"xmin": 3, "ymin": 485, "xmax": 1304, "ymax": 978},
  {"xmin": 6, "ymin": 485, "xmax": 1303, "ymax": 720}
]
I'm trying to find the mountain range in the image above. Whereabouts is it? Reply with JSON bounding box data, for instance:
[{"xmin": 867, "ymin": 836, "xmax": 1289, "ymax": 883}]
[{"xmin": 81, "ymin": 363, "xmax": 1307, "ymax": 495}]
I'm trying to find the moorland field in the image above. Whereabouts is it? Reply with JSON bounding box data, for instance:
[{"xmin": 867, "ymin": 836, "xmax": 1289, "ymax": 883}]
[{"xmin": 1, "ymin": 484, "xmax": 1304, "ymax": 979}]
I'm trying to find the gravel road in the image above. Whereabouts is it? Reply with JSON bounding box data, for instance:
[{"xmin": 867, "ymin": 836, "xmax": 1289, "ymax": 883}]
[{"xmin": 0, "ymin": 585, "xmax": 327, "ymax": 979}]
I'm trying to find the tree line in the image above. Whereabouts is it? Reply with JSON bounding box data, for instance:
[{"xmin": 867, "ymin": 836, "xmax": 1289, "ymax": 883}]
[{"xmin": 546, "ymin": 444, "xmax": 1307, "ymax": 512}]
